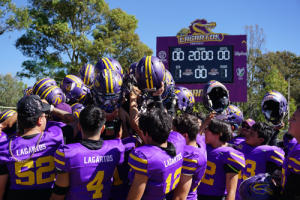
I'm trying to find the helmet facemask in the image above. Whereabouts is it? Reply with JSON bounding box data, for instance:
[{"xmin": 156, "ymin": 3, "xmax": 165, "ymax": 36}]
[{"xmin": 207, "ymin": 87, "xmax": 229, "ymax": 113}]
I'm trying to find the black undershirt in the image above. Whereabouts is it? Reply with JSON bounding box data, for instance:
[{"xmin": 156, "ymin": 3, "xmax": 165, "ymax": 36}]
[{"xmin": 278, "ymin": 172, "xmax": 300, "ymax": 200}]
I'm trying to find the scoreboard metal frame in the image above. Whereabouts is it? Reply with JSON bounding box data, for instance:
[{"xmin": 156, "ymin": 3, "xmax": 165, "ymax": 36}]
[{"xmin": 156, "ymin": 19, "xmax": 247, "ymax": 102}]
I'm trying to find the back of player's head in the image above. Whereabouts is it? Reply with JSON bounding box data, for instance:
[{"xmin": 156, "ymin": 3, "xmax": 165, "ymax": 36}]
[
  {"xmin": 208, "ymin": 119, "xmax": 232, "ymax": 143},
  {"xmin": 139, "ymin": 108, "xmax": 172, "ymax": 145},
  {"xmin": 79, "ymin": 105, "xmax": 106, "ymax": 137},
  {"xmin": 251, "ymin": 122, "xmax": 272, "ymax": 145},
  {"xmin": 173, "ymin": 114, "xmax": 199, "ymax": 141},
  {"xmin": 191, "ymin": 111, "xmax": 206, "ymax": 121}
]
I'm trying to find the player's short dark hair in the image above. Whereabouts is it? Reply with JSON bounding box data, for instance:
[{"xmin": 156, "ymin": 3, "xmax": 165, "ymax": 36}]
[
  {"xmin": 139, "ymin": 108, "xmax": 172, "ymax": 145},
  {"xmin": 18, "ymin": 112, "xmax": 44, "ymax": 131},
  {"xmin": 208, "ymin": 119, "xmax": 233, "ymax": 143},
  {"xmin": 251, "ymin": 122, "xmax": 272, "ymax": 145},
  {"xmin": 173, "ymin": 114, "xmax": 199, "ymax": 141},
  {"xmin": 191, "ymin": 111, "xmax": 206, "ymax": 121},
  {"xmin": 79, "ymin": 105, "xmax": 106, "ymax": 137}
]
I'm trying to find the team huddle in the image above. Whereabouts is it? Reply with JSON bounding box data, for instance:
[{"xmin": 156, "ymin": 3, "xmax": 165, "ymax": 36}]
[{"xmin": 0, "ymin": 56, "xmax": 299, "ymax": 200}]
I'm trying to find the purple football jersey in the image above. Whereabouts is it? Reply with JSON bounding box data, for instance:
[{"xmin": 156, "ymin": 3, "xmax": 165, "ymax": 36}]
[
  {"xmin": 197, "ymin": 144, "xmax": 245, "ymax": 196},
  {"xmin": 181, "ymin": 144, "xmax": 207, "ymax": 200},
  {"xmin": 281, "ymin": 143, "xmax": 300, "ymax": 191},
  {"xmin": 283, "ymin": 135, "xmax": 297, "ymax": 155},
  {"xmin": 128, "ymin": 131, "xmax": 185, "ymax": 200},
  {"xmin": 54, "ymin": 139, "xmax": 125, "ymax": 200},
  {"xmin": 45, "ymin": 121, "xmax": 66, "ymax": 130},
  {"xmin": 196, "ymin": 134, "xmax": 207, "ymax": 159},
  {"xmin": 110, "ymin": 135, "xmax": 142, "ymax": 200},
  {"xmin": 0, "ymin": 123, "xmax": 64, "ymax": 190},
  {"xmin": 234, "ymin": 138, "xmax": 285, "ymax": 200}
]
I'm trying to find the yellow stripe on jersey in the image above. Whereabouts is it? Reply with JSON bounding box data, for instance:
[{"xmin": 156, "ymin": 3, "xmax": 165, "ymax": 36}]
[
  {"xmin": 54, "ymin": 158, "xmax": 65, "ymax": 165},
  {"xmin": 183, "ymin": 158, "xmax": 198, "ymax": 163},
  {"xmin": 288, "ymin": 165, "xmax": 300, "ymax": 172},
  {"xmin": 289, "ymin": 157, "xmax": 300, "ymax": 165},
  {"xmin": 271, "ymin": 156, "xmax": 283, "ymax": 164},
  {"xmin": 228, "ymin": 158, "xmax": 245, "ymax": 168},
  {"xmin": 105, "ymin": 58, "xmax": 115, "ymax": 71},
  {"xmin": 56, "ymin": 150, "xmax": 65, "ymax": 157},
  {"xmin": 129, "ymin": 153, "xmax": 148, "ymax": 164},
  {"xmin": 104, "ymin": 69, "xmax": 109, "ymax": 94},
  {"xmin": 129, "ymin": 163, "xmax": 147, "ymax": 173},
  {"xmin": 108, "ymin": 69, "xmax": 113, "ymax": 93},
  {"xmin": 182, "ymin": 166, "xmax": 197, "ymax": 171},
  {"xmin": 230, "ymin": 152, "xmax": 245, "ymax": 160},
  {"xmin": 274, "ymin": 151, "xmax": 284, "ymax": 158},
  {"xmin": 145, "ymin": 56, "xmax": 150, "ymax": 89},
  {"xmin": 147, "ymin": 56, "xmax": 154, "ymax": 88}
]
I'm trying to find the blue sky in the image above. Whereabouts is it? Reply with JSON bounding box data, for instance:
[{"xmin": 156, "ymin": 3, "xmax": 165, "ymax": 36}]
[{"xmin": 1, "ymin": 0, "xmax": 299, "ymax": 87}]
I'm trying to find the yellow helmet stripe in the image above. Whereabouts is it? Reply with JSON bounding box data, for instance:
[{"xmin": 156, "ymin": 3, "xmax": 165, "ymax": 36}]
[
  {"xmin": 84, "ymin": 65, "xmax": 89, "ymax": 84},
  {"xmin": 33, "ymin": 77, "xmax": 48, "ymax": 92},
  {"xmin": 104, "ymin": 69, "xmax": 109, "ymax": 94},
  {"xmin": 35, "ymin": 78, "xmax": 54, "ymax": 95},
  {"xmin": 66, "ymin": 75, "xmax": 81, "ymax": 84},
  {"xmin": 105, "ymin": 58, "xmax": 115, "ymax": 71},
  {"xmin": 41, "ymin": 86, "xmax": 55, "ymax": 99},
  {"xmin": 108, "ymin": 69, "xmax": 114, "ymax": 93},
  {"xmin": 87, "ymin": 64, "xmax": 92, "ymax": 85},
  {"xmin": 148, "ymin": 56, "xmax": 154, "ymax": 88},
  {"xmin": 0, "ymin": 110, "xmax": 15, "ymax": 121},
  {"xmin": 145, "ymin": 56, "xmax": 150, "ymax": 89},
  {"xmin": 102, "ymin": 58, "xmax": 110, "ymax": 70}
]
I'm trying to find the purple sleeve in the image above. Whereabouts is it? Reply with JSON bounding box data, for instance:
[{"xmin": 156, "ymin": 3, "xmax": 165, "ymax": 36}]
[
  {"xmin": 224, "ymin": 150, "xmax": 245, "ymax": 170},
  {"xmin": 128, "ymin": 149, "xmax": 149, "ymax": 177},
  {"xmin": 265, "ymin": 147, "xmax": 285, "ymax": 167},
  {"xmin": 288, "ymin": 149, "xmax": 300, "ymax": 175},
  {"xmin": 182, "ymin": 154, "xmax": 198, "ymax": 176},
  {"xmin": 54, "ymin": 144, "xmax": 70, "ymax": 172}
]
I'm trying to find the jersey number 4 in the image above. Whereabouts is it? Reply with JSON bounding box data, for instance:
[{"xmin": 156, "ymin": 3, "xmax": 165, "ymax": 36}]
[{"xmin": 87, "ymin": 171, "xmax": 104, "ymax": 199}]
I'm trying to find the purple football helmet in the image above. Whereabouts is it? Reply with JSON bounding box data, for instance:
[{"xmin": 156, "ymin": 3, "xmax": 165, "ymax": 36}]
[
  {"xmin": 93, "ymin": 69, "xmax": 123, "ymax": 112},
  {"xmin": 239, "ymin": 173, "xmax": 280, "ymax": 200},
  {"xmin": 60, "ymin": 75, "xmax": 84, "ymax": 94},
  {"xmin": 174, "ymin": 86, "xmax": 195, "ymax": 113},
  {"xmin": 33, "ymin": 78, "xmax": 57, "ymax": 96},
  {"xmin": 77, "ymin": 64, "xmax": 95, "ymax": 87},
  {"xmin": 40, "ymin": 86, "xmax": 66, "ymax": 106},
  {"xmin": 71, "ymin": 103, "xmax": 85, "ymax": 113},
  {"xmin": 0, "ymin": 110, "xmax": 16, "ymax": 123},
  {"xmin": 95, "ymin": 58, "xmax": 124, "ymax": 78},
  {"xmin": 202, "ymin": 80, "xmax": 230, "ymax": 114},
  {"xmin": 261, "ymin": 90, "xmax": 288, "ymax": 125},
  {"xmin": 135, "ymin": 56, "xmax": 166, "ymax": 93},
  {"xmin": 65, "ymin": 83, "xmax": 90, "ymax": 105},
  {"xmin": 162, "ymin": 69, "xmax": 175, "ymax": 102},
  {"xmin": 23, "ymin": 86, "xmax": 33, "ymax": 96},
  {"xmin": 224, "ymin": 105, "xmax": 244, "ymax": 129},
  {"xmin": 123, "ymin": 62, "xmax": 138, "ymax": 93}
]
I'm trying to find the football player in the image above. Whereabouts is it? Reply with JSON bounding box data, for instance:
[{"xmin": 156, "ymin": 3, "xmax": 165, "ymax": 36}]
[
  {"xmin": 170, "ymin": 114, "xmax": 207, "ymax": 200},
  {"xmin": 233, "ymin": 122, "xmax": 285, "ymax": 200},
  {"xmin": 127, "ymin": 108, "xmax": 185, "ymax": 200},
  {"xmin": 0, "ymin": 95, "xmax": 79, "ymax": 200},
  {"xmin": 279, "ymin": 106, "xmax": 300, "ymax": 199},
  {"xmin": 50, "ymin": 106, "xmax": 125, "ymax": 200},
  {"xmin": 197, "ymin": 119, "xmax": 245, "ymax": 200}
]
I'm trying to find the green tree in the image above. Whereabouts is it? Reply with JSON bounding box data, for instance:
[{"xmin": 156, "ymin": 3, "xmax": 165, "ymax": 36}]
[
  {"xmin": 176, "ymin": 28, "xmax": 189, "ymax": 36},
  {"xmin": 15, "ymin": 0, "xmax": 152, "ymax": 81},
  {"xmin": 0, "ymin": 0, "xmax": 31, "ymax": 35},
  {"xmin": 0, "ymin": 73, "xmax": 26, "ymax": 107}
]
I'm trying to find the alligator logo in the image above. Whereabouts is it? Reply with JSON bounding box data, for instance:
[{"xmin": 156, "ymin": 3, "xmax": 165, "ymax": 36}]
[
  {"xmin": 177, "ymin": 19, "xmax": 226, "ymax": 44},
  {"xmin": 251, "ymin": 183, "xmax": 274, "ymax": 195},
  {"xmin": 189, "ymin": 19, "xmax": 216, "ymax": 35}
]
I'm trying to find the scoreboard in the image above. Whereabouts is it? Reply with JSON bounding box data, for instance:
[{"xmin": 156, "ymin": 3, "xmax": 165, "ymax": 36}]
[{"xmin": 156, "ymin": 19, "xmax": 247, "ymax": 102}]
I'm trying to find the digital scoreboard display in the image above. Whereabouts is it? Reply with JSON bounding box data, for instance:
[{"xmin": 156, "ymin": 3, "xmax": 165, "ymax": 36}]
[
  {"xmin": 169, "ymin": 45, "xmax": 233, "ymax": 83},
  {"xmin": 156, "ymin": 19, "xmax": 247, "ymax": 102}
]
